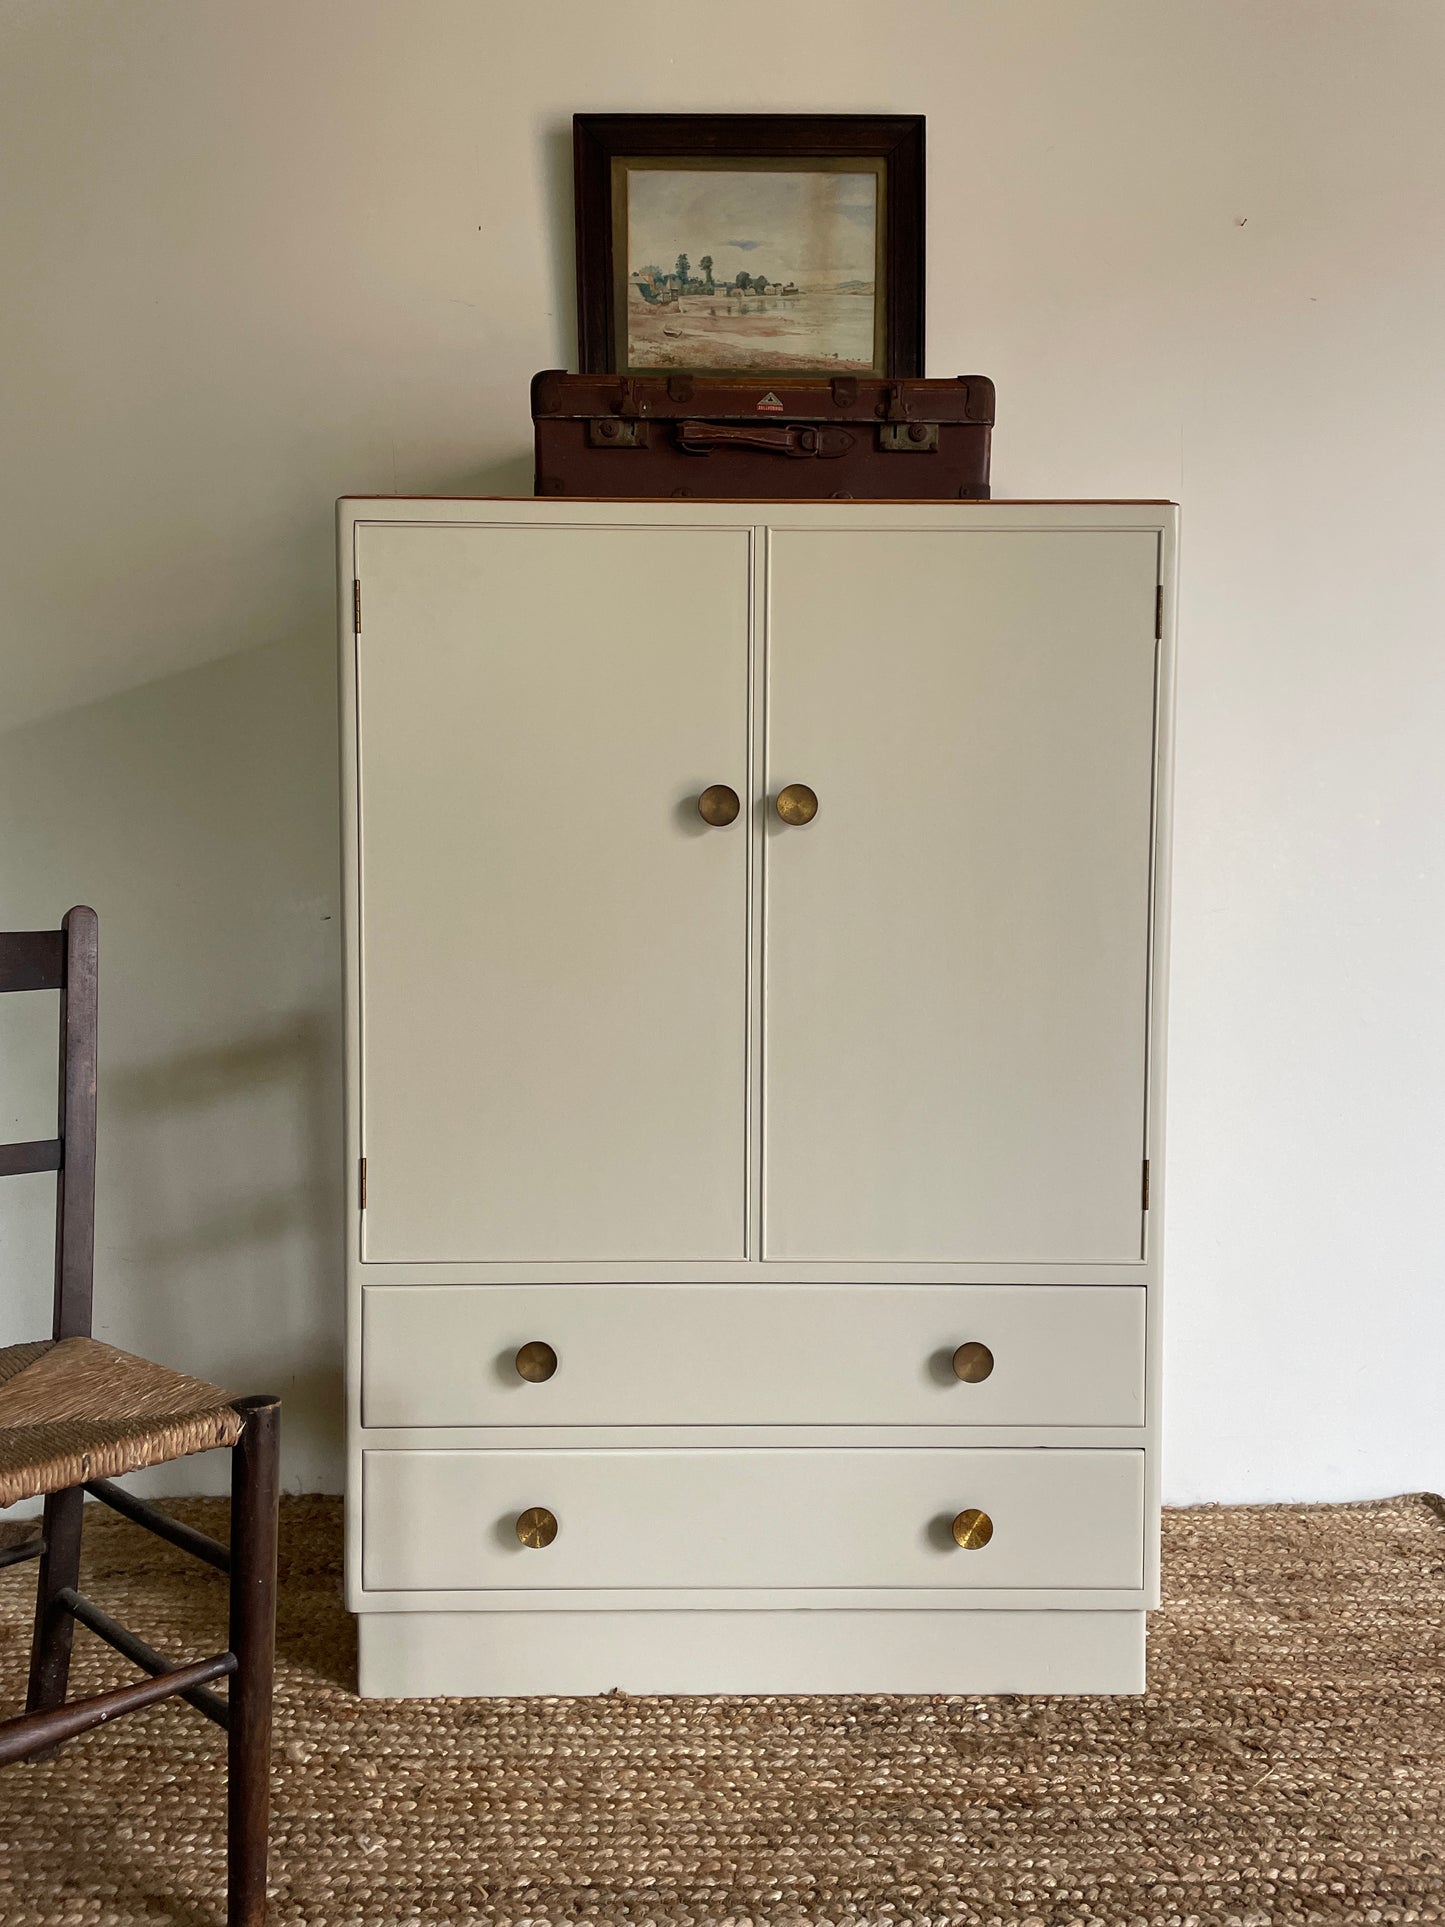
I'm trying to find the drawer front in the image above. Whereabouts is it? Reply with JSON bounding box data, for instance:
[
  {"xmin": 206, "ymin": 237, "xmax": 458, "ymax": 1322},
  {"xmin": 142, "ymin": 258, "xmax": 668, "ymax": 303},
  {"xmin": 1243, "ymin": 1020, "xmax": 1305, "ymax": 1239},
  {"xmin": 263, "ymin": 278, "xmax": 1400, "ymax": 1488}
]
[
  {"xmin": 361, "ymin": 1447, "xmax": 1145, "ymax": 1592},
  {"xmin": 361, "ymin": 1284, "xmax": 1145, "ymax": 1428}
]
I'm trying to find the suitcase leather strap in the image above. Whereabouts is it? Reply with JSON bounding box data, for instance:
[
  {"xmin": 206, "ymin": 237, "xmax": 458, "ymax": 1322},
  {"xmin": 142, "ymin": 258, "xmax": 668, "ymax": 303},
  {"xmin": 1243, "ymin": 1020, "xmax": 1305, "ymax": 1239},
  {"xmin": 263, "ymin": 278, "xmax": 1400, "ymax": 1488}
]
[{"xmin": 677, "ymin": 421, "xmax": 855, "ymax": 459}]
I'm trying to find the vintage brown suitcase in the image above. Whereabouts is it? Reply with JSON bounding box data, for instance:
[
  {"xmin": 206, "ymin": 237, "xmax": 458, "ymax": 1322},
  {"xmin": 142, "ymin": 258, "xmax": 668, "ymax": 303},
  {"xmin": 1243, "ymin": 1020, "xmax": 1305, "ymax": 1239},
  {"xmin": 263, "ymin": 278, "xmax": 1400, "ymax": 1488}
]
[{"xmin": 532, "ymin": 371, "xmax": 993, "ymax": 500}]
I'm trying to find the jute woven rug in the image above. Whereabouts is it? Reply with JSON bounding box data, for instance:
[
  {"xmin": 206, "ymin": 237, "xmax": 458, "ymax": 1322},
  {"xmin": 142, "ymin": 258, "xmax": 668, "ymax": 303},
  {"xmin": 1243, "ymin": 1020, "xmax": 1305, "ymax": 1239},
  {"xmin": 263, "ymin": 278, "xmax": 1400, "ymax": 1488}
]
[{"xmin": 0, "ymin": 1496, "xmax": 1441, "ymax": 1927}]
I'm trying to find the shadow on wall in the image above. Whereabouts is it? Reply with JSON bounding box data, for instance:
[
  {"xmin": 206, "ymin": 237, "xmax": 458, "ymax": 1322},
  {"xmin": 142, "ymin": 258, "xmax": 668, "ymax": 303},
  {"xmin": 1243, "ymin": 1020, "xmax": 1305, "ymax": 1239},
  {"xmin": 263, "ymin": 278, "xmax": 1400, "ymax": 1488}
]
[
  {"xmin": 0, "ymin": 623, "xmax": 348, "ymax": 1491},
  {"xmin": 0, "ymin": 453, "xmax": 539, "ymax": 1491},
  {"xmin": 105, "ymin": 1014, "xmax": 344, "ymax": 1468},
  {"xmin": 544, "ymin": 119, "xmax": 579, "ymax": 366},
  {"xmin": 110, "ymin": 1018, "xmax": 335, "ymax": 1259}
]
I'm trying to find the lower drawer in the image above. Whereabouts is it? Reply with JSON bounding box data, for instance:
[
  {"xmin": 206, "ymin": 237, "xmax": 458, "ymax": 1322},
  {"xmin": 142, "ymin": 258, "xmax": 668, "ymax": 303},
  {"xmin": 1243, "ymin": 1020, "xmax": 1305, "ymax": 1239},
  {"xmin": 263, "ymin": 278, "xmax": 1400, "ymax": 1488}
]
[
  {"xmin": 361, "ymin": 1447, "xmax": 1145, "ymax": 1593},
  {"xmin": 361, "ymin": 1284, "xmax": 1146, "ymax": 1428}
]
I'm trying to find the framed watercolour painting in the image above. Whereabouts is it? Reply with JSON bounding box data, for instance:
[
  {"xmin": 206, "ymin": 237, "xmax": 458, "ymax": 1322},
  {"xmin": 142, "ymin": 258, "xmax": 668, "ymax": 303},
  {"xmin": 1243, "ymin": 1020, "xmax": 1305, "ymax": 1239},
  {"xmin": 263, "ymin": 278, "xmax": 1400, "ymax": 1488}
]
[{"xmin": 573, "ymin": 114, "xmax": 924, "ymax": 378}]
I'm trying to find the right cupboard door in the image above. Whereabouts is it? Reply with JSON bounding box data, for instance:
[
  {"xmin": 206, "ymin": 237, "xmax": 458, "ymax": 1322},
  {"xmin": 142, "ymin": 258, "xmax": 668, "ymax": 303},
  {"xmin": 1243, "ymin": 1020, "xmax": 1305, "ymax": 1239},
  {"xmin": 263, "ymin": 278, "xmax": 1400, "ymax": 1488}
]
[{"xmin": 763, "ymin": 528, "xmax": 1160, "ymax": 1263}]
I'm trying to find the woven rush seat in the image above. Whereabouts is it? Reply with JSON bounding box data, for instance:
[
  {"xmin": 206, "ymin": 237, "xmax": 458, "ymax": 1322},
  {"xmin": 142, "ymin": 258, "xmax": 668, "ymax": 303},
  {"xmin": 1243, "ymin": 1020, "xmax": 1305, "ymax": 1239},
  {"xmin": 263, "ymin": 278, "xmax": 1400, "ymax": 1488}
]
[{"xmin": 0, "ymin": 1336, "xmax": 243, "ymax": 1508}]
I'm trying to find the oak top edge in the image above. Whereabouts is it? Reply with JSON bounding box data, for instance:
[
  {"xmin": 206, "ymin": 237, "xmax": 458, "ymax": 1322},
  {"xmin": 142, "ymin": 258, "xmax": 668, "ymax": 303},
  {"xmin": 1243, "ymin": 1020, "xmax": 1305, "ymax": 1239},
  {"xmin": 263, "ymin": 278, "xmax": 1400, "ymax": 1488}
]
[{"xmin": 339, "ymin": 495, "xmax": 1177, "ymax": 507}]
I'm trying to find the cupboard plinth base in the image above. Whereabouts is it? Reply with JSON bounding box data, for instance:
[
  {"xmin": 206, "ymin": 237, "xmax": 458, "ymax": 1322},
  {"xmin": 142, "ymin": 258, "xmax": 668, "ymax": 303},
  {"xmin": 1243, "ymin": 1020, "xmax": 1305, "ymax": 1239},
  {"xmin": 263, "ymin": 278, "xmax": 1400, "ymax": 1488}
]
[{"xmin": 356, "ymin": 1608, "xmax": 1147, "ymax": 1699}]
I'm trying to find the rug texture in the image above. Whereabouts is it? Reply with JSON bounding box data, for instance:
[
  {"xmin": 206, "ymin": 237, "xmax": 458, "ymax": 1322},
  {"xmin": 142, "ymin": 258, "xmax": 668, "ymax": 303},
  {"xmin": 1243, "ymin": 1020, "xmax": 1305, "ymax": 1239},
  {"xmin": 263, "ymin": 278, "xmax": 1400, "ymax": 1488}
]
[{"xmin": 0, "ymin": 1494, "xmax": 1441, "ymax": 1927}]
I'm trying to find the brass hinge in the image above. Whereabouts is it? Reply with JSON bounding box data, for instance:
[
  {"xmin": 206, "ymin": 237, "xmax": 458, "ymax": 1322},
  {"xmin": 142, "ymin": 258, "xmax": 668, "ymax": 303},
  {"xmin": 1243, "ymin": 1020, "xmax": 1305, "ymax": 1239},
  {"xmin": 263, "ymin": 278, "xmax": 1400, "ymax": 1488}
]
[
  {"xmin": 353, "ymin": 580, "xmax": 362, "ymax": 634},
  {"xmin": 359, "ymin": 1156, "xmax": 367, "ymax": 1209},
  {"xmin": 1154, "ymin": 583, "xmax": 1163, "ymax": 640},
  {"xmin": 1141, "ymin": 1158, "xmax": 1151, "ymax": 1210}
]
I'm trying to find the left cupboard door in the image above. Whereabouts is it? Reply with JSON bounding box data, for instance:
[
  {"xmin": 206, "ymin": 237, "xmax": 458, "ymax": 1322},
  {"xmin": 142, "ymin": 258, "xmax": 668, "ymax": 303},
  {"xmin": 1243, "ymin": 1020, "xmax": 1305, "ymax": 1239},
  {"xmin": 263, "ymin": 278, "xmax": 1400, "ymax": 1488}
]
[{"xmin": 354, "ymin": 522, "xmax": 752, "ymax": 1263}]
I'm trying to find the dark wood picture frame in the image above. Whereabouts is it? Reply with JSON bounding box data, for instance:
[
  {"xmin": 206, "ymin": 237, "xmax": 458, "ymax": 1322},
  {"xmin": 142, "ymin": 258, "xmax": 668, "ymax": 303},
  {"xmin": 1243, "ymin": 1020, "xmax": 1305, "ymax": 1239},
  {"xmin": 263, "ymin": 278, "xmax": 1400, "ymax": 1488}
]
[{"xmin": 573, "ymin": 114, "xmax": 924, "ymax": 378}]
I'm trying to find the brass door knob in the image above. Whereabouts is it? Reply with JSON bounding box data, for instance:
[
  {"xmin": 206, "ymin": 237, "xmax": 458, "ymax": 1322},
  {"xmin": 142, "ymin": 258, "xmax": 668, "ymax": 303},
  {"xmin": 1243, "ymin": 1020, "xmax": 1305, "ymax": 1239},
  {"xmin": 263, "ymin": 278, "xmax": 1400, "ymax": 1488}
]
[
  {"xmin": 697, "ymin": 784, "xmax": 741, "ymax": 826},
  {"xmin": 952, "ymin": 1508, "xmax": 993, "ymax": 1550},
  {"xmin": 516, "ymin": 1507, "xmax": 558, "ymax": 1548},
  {"xmin": 776, "ymin": 783, "xmax": 819, "ymax": 825},
  {"xmin": 952, "ymin": 1342, "xmax": 994, "ymax": 1383},
  {"xmin": 515, "ymin": 1340, "xmax": 558, "ymax": 1382}
]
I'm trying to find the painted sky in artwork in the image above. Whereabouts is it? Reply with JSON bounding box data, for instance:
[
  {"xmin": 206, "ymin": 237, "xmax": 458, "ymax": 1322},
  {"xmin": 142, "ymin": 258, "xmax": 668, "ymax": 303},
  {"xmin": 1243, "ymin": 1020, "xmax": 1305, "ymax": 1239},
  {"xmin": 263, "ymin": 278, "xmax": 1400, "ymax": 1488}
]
[{"xmin": 627, "ymin": 168, "xmax": 877, "ymax": 289}]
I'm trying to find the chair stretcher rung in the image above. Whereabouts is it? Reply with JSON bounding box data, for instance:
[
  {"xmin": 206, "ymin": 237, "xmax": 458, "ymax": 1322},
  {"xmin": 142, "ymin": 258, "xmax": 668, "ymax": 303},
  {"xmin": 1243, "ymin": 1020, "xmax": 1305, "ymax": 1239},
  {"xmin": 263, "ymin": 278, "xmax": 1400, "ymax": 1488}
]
[
  {"xmin": 85, "ymin": 1479, "xmax": 231, "ymax": 1573},
  {"xmin": 60, "ymin": 1587, "xmax": 234, "ymax": 1729},
  {"xmin": 0, "ymin": 1652, "xmax": 234, "ymax": 1765},
  {"xmin": 0, "ymin": 1536, "xmax": 45, "ymax": 1570}
]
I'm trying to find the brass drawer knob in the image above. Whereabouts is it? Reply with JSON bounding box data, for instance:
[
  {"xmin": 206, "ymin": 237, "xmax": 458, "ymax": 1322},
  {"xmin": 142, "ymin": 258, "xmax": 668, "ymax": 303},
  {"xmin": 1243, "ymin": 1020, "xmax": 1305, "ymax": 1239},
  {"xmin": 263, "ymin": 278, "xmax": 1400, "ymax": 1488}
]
[
  {"xmin": 516, "ymin": 1507, "xmax": 558, "ymax": 1549},
  {"xmin": 514, "ymin": 1340, "xmax": 558, "ymax": 1382},
  {"xmin": 952, "ymin": 1342, "xmax": 994, "ymax": 1383},
  {"xmin": 776, "ymin": 783, "xmax": 819, "ymax": 826},
  {"xmin": 952, "ymin": 1508, "xmax": 994, "ymax": 1550},
  {"xmin": 697, "ymin": 784, "xmax": 741, "ymax": 826}
]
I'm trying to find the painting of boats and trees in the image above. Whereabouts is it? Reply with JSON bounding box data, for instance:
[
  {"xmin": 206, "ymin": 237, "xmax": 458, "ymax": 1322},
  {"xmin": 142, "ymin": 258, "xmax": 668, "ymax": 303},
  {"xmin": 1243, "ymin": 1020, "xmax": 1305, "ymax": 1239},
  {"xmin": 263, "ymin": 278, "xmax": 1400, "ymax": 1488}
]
[{"xmin": 621, "ymin": 164, "xmax": 881, "ymax": 373}]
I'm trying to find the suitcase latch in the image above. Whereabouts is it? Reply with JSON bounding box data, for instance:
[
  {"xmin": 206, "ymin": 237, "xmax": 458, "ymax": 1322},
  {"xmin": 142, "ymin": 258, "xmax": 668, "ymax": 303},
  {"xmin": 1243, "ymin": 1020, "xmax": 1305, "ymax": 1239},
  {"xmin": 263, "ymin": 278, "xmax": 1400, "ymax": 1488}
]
[
  {"xmin": 588, "ymin": 417, "xmax": 648, "ymax": 448},
  {"xmin": 879, "ymin": 422, "xmax": 940, "ymax": 452}
]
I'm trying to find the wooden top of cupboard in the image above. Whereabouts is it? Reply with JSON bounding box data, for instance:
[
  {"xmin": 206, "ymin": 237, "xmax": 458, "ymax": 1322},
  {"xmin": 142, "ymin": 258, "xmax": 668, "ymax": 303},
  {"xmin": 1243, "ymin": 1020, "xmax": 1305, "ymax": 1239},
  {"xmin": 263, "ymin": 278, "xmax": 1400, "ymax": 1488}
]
[{"xmin": 340, "ymin": 495, "xmax": 1177, "ymax": 506}]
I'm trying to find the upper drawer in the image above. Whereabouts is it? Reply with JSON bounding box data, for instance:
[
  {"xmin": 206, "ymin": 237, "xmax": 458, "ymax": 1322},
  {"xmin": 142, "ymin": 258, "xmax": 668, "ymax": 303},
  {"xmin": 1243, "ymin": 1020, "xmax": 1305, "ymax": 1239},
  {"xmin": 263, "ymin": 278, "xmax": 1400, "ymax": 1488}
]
[{"xmin": 361, "ymin": 1284, "xmax": 1145, "ymax": 1428}]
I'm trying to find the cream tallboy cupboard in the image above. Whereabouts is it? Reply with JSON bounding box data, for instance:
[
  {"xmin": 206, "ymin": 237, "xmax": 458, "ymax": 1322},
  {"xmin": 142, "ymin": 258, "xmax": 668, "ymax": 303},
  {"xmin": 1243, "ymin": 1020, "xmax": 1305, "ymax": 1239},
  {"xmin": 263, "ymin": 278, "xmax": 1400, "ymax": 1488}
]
[{"xmin": 338, "ymin": 496, "xmax": 1177, "ymax": 1697}]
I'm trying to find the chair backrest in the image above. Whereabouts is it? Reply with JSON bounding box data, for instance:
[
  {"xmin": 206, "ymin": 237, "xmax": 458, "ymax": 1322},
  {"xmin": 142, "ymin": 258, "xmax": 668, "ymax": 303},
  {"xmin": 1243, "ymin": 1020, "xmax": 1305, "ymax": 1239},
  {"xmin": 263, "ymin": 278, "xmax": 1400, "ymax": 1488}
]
[{"xmin": 0, "ymin": 906, "xmax": 98, "ymax": 1340}]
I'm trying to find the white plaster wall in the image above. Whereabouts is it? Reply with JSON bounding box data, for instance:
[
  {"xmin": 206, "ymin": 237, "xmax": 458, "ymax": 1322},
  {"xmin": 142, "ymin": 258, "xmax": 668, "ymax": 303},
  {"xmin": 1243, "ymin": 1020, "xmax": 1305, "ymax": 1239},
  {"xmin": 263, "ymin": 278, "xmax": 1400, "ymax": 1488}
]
[{"xmin": 1, "ymin": 1, "xmax": 1442, "ymax": 1500}]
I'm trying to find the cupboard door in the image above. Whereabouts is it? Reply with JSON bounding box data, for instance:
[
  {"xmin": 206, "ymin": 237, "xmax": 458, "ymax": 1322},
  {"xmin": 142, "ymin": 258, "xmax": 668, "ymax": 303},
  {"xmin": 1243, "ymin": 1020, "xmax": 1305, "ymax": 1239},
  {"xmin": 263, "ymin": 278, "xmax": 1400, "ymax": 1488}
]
[
  {"xmin": 764, "ymin": 529, "xmax": 1159, "ymax": 1263},
  {"xmin": 356, "ymin": 523, "xmax": 750, "ymax": 1262}
]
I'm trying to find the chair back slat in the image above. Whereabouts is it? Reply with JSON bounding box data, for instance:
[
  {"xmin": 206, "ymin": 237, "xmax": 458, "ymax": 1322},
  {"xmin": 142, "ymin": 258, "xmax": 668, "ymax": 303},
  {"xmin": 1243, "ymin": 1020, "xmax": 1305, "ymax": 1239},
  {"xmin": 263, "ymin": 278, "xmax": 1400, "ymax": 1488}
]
[
  {"xmin": 0, "ymin": 908, "xmax": 98, "ymax": 1339},
  {"xmin": 0, "ymin": 1139, "xmax": 63, "ymax": 1178},
  {"xmin": 53, "ymin": 908, "xmax": 99, "ymax": 1340},
  {"xmin": 0, "ymin": 931, "xmax": 65, "ymax": 993}
]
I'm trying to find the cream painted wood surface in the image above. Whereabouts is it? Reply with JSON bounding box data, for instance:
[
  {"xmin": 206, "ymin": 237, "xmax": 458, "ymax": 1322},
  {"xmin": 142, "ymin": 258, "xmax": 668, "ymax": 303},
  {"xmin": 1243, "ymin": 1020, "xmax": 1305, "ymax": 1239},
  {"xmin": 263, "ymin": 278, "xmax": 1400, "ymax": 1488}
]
[
  {"xmin": 339, "ymin": 499, "xmax": 1176, "ymax": 1695},
  {"xmin": 763, "ymin": 528, "xmax": 1159, "ymax": 1263},
  {"xmin": 358, "ymin": 1608, "xmax": 1147, "ymax": 1698},
  {"xmin": 361, "ymin": 1283, "xmax": 1146, "ymax": 1429},
  {"xmin": 355, "ymin": 521, "xmax": 751, "ymax": 1263},
  {"xmin": 361, "ymin": 1447, "xmax": 1145, "ymax": 1593}
]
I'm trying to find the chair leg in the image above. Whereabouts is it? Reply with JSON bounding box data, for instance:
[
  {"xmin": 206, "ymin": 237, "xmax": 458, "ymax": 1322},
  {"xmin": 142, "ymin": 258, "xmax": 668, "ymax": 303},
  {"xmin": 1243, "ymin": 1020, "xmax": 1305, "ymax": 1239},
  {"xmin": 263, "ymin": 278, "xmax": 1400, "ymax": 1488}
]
[
  {"xmin": 26, "ymin": 1483, "xmax": 84, "ymax": 1716},
  {"xmin": 226, "ymin": 1396, "xmax": 281, "ymax": 1927}
]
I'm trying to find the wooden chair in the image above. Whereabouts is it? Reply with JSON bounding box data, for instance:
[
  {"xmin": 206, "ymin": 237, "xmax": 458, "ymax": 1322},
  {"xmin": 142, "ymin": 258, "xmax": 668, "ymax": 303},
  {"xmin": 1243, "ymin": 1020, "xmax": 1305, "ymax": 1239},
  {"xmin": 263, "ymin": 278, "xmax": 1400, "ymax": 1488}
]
[{"xmin": 0, "ymin": 906, "xmax": 280, "ymax": 1927}]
